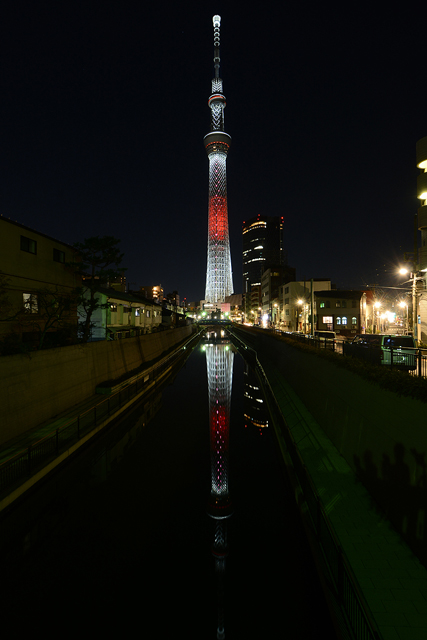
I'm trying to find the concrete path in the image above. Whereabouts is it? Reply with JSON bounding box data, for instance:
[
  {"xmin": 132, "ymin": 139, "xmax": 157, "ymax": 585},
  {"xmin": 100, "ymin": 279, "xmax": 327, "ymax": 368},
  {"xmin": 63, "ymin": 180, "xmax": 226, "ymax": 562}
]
[{"xmin": 260, "ymin": 353, "xmax": 427, "ymax": 640}]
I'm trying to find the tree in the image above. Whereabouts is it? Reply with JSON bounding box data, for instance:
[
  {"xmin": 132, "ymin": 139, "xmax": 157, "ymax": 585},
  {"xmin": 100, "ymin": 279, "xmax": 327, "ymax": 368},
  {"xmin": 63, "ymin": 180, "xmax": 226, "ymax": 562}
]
[
  {"xmin": 25, "ymin": 287, "xmax": 78, "ymax": 350},
  {"xmin": 0, "ymin": 272, "xmax": 20, "ymax": 322},
  {"xmin": 70, "ymin": 236, "xmax": 125, "ymax": 343},
  {"xmin": 0, "ymin": 273, "xmax": 78, "ymax": 353}
]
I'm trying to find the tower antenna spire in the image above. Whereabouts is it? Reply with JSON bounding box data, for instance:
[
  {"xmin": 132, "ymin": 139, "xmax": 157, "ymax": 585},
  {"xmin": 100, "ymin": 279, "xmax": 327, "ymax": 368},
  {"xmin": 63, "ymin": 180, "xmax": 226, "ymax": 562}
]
[{"xmin": 213, "ymin": 14, "xmax": 221, "ymax": 79}]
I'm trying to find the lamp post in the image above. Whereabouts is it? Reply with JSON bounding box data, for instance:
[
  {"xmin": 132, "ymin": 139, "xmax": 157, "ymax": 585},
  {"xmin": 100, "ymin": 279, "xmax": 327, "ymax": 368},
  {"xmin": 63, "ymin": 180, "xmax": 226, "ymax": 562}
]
[
  {"xmin": 373, "ymin": 301, "xmax": 381, "ymax": 334},
  {"xmin": 297, "ymin": 299, "xmax": 303, "ymax": 332},
  {"xmin": 399, "ymin": 301, "xmax": 409, "ymax": 334},
  {"xmin": 398, "ymin": 268, "xmax": 426, "ymax": 341}
]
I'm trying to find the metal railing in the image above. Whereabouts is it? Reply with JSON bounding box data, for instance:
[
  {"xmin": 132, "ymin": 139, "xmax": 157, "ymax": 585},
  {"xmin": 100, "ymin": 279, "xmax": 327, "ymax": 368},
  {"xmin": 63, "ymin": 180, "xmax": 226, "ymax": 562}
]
[
  {"xmin": 0, "ymin": 331, "xmax": 201, "ymax": 497},
  {"xmin": 342, "ymin": 342, "xmax": 427, "ymax": 377},
  {"xmin": 229, "ymin": 327, "xmax": 381, "ymax": 640},
  {"xmin": 278, "ymin": 331, "xmax": 427, "ymax": 377}
]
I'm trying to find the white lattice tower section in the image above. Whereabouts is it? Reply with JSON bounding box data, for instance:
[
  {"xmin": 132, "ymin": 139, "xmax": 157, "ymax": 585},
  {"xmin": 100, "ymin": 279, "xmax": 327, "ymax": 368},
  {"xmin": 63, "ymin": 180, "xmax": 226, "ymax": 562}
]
[
  {"xmin": 206, "ymin": 343, "xmax": 234, "ymax": 515},
  {"xmin": 204, "ymin": 15, "xmax": 233, "ymax": 304}
]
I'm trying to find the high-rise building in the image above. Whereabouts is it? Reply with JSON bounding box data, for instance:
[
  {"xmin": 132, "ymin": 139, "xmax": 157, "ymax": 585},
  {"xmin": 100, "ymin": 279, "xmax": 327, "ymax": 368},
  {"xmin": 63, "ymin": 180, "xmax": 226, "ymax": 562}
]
[
  {"xmin": 417, "ymin": 136, "xmax": 427, "ymax": 270},
  {"xmin": 204, "ymin": 15, "xmax": 233, "ymax": 305},
  {"xmin": 242, "ymin": 214, "xmax": 285, "ymax": 293}
]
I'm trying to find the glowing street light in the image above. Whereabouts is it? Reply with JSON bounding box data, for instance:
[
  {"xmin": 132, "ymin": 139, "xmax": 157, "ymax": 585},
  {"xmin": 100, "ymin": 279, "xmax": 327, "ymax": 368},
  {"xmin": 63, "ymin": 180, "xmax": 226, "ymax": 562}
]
[
  {"xmin": 399, "ymin": 300, "xmax": 409, "ymax": 334},
  {"xmin": 398, "ymin": 267, "xmax": 427, "ymax": 341},
  {"xmin": 374, "ymin": 301, "xmax": 381, "ymax": 333}
]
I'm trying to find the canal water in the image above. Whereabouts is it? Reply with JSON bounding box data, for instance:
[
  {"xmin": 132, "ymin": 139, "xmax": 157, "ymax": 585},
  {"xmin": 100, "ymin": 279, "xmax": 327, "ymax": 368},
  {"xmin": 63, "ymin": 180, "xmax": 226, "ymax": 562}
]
[{"xmin": 1, "ymin": 337, "xmax": 337, "ymax": 639}]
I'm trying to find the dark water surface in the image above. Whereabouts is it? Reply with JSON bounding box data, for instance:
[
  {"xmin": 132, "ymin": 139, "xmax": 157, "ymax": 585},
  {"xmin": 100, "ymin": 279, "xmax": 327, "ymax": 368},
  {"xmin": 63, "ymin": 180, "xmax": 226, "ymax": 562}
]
[{"xmin": 1, "ymin": 340, "xmax": 336, "ymax": 638}]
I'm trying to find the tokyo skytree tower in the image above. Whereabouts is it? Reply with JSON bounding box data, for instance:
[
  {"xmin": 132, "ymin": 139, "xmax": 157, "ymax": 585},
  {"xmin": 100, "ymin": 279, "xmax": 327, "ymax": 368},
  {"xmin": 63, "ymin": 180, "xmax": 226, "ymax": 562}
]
[{"xmin": 204, "ymin": 15, "xmax": 234, "ymax": 304}]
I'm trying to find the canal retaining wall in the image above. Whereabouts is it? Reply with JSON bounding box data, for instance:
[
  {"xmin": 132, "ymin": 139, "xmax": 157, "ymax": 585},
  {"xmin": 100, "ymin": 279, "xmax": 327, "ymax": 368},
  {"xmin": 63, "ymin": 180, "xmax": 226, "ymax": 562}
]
[
  {"xmin": 0, "ymin": 326, "xmax": 194, "ymax": 446},
  {"xmin": 233, "ymin": 326, "xmax": 427, "ymax": 567}
]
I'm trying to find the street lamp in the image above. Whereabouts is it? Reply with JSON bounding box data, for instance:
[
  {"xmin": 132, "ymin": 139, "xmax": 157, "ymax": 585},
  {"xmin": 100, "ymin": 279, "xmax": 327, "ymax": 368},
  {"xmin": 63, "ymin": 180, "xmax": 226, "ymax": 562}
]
[
  {"xmin": 398, "ymin": 268, "xmax": 427, "ymax": 341},
  {"xmin": 399, "ymin": 300, "xmax": 409, "ymax": 334},
  {"xmin": 297, "ymin": 299, "xmax": 303, "ymax": 332},
  {"xmin": 297, "ymin": 299, "xmax": 307, "ymax": 334},
  {"xmin": 374, "ymin": 301, "xmax": 381, "ymax": 334}
]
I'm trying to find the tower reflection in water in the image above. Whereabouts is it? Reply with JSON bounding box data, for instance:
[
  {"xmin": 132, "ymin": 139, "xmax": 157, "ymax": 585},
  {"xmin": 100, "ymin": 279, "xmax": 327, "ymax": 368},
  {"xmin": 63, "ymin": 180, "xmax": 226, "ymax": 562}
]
[{"xmin": 203, "ymin": 330, "xmax": 234, "ymax": 640}]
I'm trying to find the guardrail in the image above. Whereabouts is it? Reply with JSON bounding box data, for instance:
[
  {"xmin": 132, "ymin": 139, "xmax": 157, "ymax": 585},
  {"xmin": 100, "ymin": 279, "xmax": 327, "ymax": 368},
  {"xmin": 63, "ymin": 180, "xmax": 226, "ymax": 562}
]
[
  {"xmin": 276, "ymin": 331, "xmax": 427, "ymax": 377},
  {"xmin": 0, "ymin": 331, "xmax": 201, "ymax": 498},
  {"xmin": 229, "ymin": 327, "xmax": 381, "ymax": 640}
]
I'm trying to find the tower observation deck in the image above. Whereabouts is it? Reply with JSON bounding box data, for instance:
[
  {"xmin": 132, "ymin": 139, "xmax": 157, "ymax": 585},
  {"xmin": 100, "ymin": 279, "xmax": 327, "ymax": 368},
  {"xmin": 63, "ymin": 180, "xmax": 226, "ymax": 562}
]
[{"xmin": 204, "ymin": 15, "xmax": 234, "ymax": 305}]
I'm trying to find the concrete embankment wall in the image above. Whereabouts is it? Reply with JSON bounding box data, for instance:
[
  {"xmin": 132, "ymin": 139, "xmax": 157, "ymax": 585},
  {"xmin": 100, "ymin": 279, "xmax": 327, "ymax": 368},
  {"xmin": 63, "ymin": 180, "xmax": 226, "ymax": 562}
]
[
  {"xmin": 1, "ymin": 326, "xmax": 194, "ymax": 446},
  {"xmin": 234, "ymin": 326, "xmax": 427, "ymax": 566}
]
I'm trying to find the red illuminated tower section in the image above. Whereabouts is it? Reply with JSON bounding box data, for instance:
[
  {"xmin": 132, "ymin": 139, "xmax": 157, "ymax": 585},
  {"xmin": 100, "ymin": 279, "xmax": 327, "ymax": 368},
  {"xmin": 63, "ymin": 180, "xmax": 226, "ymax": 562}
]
[
  {"xmin": 204, "ymin": 15, "xmax": 233, "ymax": 305},
  {"xmin": 206, "ymin": 342, "xmax": 233, "ymax": 516},
  {"xmin": 205, "ymin": 340, "xmax": 234, "ymax": 639}
]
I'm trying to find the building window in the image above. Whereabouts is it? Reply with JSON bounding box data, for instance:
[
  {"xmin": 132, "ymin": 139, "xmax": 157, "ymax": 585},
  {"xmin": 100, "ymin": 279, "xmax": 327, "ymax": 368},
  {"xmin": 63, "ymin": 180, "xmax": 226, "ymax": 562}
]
[
  {"xmin": 336, "ymin": 317, "xmax": 341, "ymax": 325},
  {"xmin": 336, "ymin": 301, "xmax": 341, "ymax": 308},
  {"xmin": 352, "ymin": 317, "xmax": 357, "ymax": 325},
  {"xmin": 20, "ymin": 236, "xmax": 37, "ymax": 255},
  {"xmin": 23, "ymin": 293, "xmax": 38, "ymax": 313},
  {"xmin": 284, "ymin": 287, "xmax": 289, "ymax": 294},
  {"xmin": 53, "ymin": 248, "xmax": 65, "ymax": 263},
  {"xmin": 320, "ymin": 302, "xmax": 325, "ymax": 308},
  {"xmin": 110, "ymin": 303, "xmax": 117, "ymax": 312},
  {"xmin": 325, "ymin": 301, "xmax": 330, "ymax": 308},
  {"xmin": 135, "ymin": 308, "xmax": 140, "ymax": 317},
  {"xmin": 342, "ymin": 316, "xmax": 348, "ymax": 325},
  {"xmin": 285, "ymin": 309, "xmax": 289, "ymax": 316},
  {"xmin": 146, "ymin": 310, "xmax": 151, "ymax": 318},
  {"xmin": 342, "ymin": 301, "xmax": 347, "ymax": 308},
  {"xmin": 284, "ymin": 298, "xmax": 289, "ymax": 305},
  {"xmin": 322, "ymin": 316, "xmax": 333, "ymax": 330}
]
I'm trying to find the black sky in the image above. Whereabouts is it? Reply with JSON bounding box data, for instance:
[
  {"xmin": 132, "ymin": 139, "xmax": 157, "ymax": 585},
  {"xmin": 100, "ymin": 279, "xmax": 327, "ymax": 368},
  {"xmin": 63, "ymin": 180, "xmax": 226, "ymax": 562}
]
[{"xmin": 2, "ymin": 3, "xmax": 426, "ymax": 302}]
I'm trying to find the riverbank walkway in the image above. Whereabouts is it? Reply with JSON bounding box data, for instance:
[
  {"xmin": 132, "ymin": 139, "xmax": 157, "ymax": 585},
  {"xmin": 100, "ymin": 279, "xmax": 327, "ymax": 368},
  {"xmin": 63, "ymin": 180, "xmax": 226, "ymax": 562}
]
[{"xmin": 254, "ymin": 338, "xmax": 427, "ymax": 640}]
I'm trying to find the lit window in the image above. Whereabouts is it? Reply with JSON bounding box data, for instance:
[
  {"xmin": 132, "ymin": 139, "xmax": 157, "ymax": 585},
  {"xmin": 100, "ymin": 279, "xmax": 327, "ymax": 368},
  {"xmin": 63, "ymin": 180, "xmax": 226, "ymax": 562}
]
[
  {"xmin": 110, "ymin": 303, "xmax": 117, "ymax": 311},
  {"xmin": 320, "ymin": 302, "xmax": 325, "ymax": 308},
  {"xmin": 20, "ymin": 236, "xmax": 37, "ymax": 255},
  {"xmin": 352, "ymin": 317, "xmax": 357, "ymax": 325},
  {"xmin": 336, "ymin": 317, "xmax": 341, "ymax": 325},
  {"xmin": 322, "ymin": 316, "xmax": 333, "ymax": 324},
  {"xmin": 342, "ymin": 317, "xmax": 348, "ymax": 325},
  {"xmin": 23, "ymin": 293, "xmax": 38, "ymax": 313},
  {"xmin": 336, "ymin": 301, "xmax": 341, "ymax": 308}
]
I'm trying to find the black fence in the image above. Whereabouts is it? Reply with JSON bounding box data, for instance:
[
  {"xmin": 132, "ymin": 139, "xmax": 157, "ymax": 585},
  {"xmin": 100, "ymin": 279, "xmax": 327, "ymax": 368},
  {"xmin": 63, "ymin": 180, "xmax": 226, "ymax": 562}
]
[
  {"xmin": 280, "ymin": 331, "xmax": 427, "ymax": 377},
  {"xmin": 0, "ymin": 332, "xmax": 200, "ymax": 498}
]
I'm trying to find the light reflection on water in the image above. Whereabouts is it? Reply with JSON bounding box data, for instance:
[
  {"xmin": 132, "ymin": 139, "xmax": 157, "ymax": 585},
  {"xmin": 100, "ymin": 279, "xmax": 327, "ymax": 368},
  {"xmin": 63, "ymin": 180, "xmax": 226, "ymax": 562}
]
[{"xmin": 1, "ymin": 335, "xmax": 336, "ymax": 639}]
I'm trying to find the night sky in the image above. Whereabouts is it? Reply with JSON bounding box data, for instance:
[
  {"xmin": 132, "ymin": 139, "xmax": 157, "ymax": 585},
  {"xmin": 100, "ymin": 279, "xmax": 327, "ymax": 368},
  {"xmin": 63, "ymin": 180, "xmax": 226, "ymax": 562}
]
[{"xmin": 2, "ymin": 3, "xmax": 426, "ymax": 303}]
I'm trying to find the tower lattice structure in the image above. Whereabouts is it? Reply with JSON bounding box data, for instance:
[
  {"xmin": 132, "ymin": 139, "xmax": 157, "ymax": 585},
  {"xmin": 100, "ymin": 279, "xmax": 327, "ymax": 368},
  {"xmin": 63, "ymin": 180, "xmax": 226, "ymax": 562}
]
[
  {"xmin": 205, "ymin": 340, "xmax": 234, "ymax": 638},
  {"xmin": 204, "ymin": 15, "xmax": 233, "ymax": 305}
]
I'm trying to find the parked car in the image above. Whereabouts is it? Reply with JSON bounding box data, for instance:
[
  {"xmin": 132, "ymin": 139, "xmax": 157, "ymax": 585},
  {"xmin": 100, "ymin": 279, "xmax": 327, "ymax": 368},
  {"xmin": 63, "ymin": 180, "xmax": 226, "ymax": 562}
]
[
  {"xmin": 314, "ymin": 330, "xmax": 336, "ymax": 340},
  {"xmin": 346, "ymin": 334, "xmax": 417, "ymax": 371}
]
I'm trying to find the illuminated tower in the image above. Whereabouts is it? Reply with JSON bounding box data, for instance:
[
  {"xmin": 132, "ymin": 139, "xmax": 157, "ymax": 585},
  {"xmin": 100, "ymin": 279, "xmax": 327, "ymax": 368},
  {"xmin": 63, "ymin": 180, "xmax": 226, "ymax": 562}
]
[
  {"xmin": 204, "ymin": 15, "xmax": 233, "ymax": 305},
  {"xmin": 205, "ymin": 339, "xmax": 234, "ymax": 639}
]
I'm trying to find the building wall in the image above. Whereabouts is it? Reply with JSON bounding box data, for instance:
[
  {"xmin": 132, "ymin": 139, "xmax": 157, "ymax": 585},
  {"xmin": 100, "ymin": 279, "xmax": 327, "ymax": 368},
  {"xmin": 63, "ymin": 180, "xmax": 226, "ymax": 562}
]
[
  {"xmin": 0, "ymin": 325, "xmax": 194, "ymax": 446},
  {"xmin": 0, "ymin": 218, "xmax": 81, "ymax": 340},
  {"xmin": 242, "ymin": 215, "xmax": 284, "ymax": 293},
  {"xmin": 315, "ymin": 290, "xmax": 366, "ymax": 337},
  {"xmin": 280, "ymin": 280, "xmax": 331, "ymax": 331}
]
